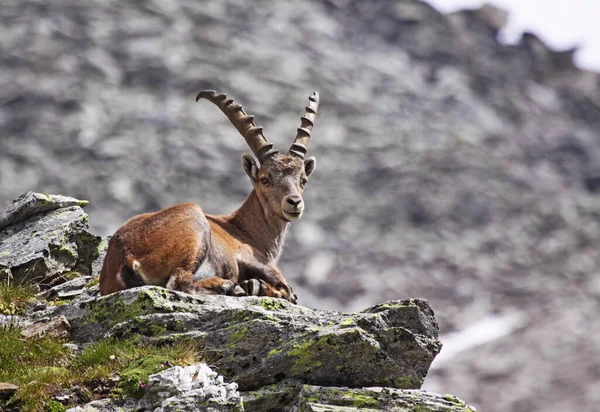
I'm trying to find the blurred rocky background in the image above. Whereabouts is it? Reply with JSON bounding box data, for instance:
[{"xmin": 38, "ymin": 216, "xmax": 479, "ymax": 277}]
[{"xmin": 1, "ymin": 0, "xmax": 600, "ymax": 411}]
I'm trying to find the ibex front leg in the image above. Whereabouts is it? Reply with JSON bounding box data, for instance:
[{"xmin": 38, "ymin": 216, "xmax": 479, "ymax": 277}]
[
  {"xmin": 238, "ymin": 261, "xmax": 297, "ymax": 303},
  {"xmin": 167, "ymin": 268, "xmax": 244, "ymax": 296}
]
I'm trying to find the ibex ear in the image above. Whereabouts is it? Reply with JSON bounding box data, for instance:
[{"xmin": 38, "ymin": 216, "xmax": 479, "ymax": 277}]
[
  {"xmin": 241, "ymin": 153, "xmax": 258, "ymax": 182},
  {"xmin": 304, "ymin": 157, "xmax": 316, "ymax": 177}
]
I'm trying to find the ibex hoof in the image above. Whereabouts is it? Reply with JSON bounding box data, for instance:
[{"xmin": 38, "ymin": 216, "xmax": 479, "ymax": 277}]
[
  {"xmin": 230, "ymin": 285, "xmax": 246, "ymax": 296},
  {"xmin": 239, "ymin": 279, "xmax": 267, "ymax": 297}
]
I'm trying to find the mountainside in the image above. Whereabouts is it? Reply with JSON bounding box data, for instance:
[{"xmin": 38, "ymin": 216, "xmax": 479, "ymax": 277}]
[{"xmin": 2, "ymin": 1, "xmax": 600, "ymax": 411}]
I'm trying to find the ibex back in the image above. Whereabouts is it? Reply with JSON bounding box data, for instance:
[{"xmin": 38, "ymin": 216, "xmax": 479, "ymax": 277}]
[{"xmin": 99, "ymin": 91, "xmax": 320, "ymax": 302}]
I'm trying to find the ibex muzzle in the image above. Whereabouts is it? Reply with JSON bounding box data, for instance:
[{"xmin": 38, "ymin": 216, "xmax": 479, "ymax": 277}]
[{"xmin": 99, "ymin": 91, "xmax": 320, "ymax": 303}]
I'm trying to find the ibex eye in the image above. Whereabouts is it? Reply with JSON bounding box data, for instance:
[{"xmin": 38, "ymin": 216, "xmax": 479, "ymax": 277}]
[
  {"xmin": 301, "ymin": 179, "xmax": 308, "ymax": 187},
  {"xmin": 260, "ymin": 178, "xmax": 270, "ymax": 185}
]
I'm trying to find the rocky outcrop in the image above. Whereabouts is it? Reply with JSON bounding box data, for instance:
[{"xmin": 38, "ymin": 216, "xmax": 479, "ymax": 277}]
[
  {"xmin": 0, "ymin": 192, "xmax": 101, "ymax": 287},
  {"xmin": 56, "ymin": 287, "xmax": 440, "ymax": 391},
  {"xmin": 0, "ymin": 192, "xmax": 475, "ymax": 411}
]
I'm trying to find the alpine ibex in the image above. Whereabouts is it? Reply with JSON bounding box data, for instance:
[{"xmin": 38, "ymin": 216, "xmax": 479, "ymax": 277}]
[{"xmin": 99, "ymin": 90, "xmax": 319, "ymax": 303}]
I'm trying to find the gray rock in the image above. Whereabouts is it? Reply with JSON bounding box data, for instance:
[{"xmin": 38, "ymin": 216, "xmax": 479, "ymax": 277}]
[
  {"xmin": 0, "ymin": 192, "xmax": 89, "ymax": 232},
  {"xmin": 0, "ymin": 314, "xmax": 29, "ymax": 330},
  {"xmin": 0, "ymin": 192, "xmax": 101, "ymax": 286},
  {"xmin": 23, "ymin": 302, "xmax": 60, "ymax": 324},
  {"xmin": 57, "ymin": 287, "xmax": 441, "ymax": 391},
  {"xmin": 66, "ymin": 398, "xmax": 139, "ymax": 412},
  {"xmin": 144, "ymin": 364, "xmax": 242, "ymax": 411},
  {"xmin": 45, "ymin": 276, "xmax": 92, "ymax": 299},
  {"xmin": 20, "ymin": 315, "xmax": 70, "ymax": 340},
  {"xmin": 67, "ymin": 363, "xmax": 243, "ymax": 412},
  {"xmin": 91, "ymin": 236, "xmax": 111, "ymax": 278},
  {"xmin": 243, "ymin": 383, "xmax": 476, "ymax": 411}
]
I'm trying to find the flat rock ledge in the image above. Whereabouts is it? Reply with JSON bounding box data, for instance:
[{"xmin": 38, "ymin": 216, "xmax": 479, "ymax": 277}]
[
  {"xmin": 244, "ymin": 382, "xmax": 475, "ymax": 411},
  {"xmin": 56, "ymin": 286, "xmax": 441, "ymax": 391}
]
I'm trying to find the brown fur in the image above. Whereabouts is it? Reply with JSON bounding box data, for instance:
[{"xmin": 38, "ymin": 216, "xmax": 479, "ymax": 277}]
[
  {"xmin": 99, "ymin": 91, "xmax": 319, "ymax": 302},
  {"xmin": 99, "ymin": 154, "xmax": 315, "ymax": 301}
]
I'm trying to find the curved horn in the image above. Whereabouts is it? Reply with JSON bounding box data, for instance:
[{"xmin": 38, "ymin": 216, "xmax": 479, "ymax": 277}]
[
  {"xmin": 289, "ymin": 91, "xmax": 319, "ymax": 159},
  {"xmin": 196, "ymin": 90, "xmax": 278, "ymax": 162}
]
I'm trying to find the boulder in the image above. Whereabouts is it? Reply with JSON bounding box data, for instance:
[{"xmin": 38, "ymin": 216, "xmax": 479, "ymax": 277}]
[
  {"xmin": 0, "ymin": 192, "xmax": 101, "ymax": 286},
  {"xmin": 243, "ymin": 383, "xmax": 476, "ymax": 411},
  {"xmin": 0, "ymin": 192, "xmax": 89, "ymax": 232},
  {"xmin": 56, "ymin": 287, "xmax": 441, "ymax": 391}
]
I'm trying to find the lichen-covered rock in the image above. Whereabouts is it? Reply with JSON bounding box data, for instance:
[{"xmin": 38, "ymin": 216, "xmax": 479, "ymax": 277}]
[
  {"xmin": 243, "ymin": 382, "xmax": 475, "ymax": 411},
  {"xmin": 0, "ymin": 192, "xmax": 89, "ymax": 232},
  {"xmin": 91, "ymin": 236, "xmax": 110, "ymax": 278},
  {"xmin": 67, "ymin": 363, "xmax": 243, "ymax": 412},
  {"xmin": 0, "ymin": 192, "xmax": 101, "ymax": 286},
  {"xmin": 57, "ymin": 286, "xmax": 441, "ymax": 391}
]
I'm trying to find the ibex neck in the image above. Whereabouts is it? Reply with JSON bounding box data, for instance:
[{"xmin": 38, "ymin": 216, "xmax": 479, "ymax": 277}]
[{"xmin": 229, "ymin": 190, "xmax": 288, "ymax": 262}]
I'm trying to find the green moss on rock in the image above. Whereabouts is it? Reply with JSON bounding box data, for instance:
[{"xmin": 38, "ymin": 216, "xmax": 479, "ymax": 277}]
[{"xmin": 258, "ymin": 297, "xmax": 287, "ymax": 311}]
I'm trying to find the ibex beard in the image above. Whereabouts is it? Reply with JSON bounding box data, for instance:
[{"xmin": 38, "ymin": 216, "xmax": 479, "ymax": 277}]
[{"xmin": 98, "ymin": 91, "xmax": 320, "ymax": 303}]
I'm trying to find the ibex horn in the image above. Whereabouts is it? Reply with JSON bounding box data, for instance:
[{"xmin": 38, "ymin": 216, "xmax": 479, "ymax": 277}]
[
  {"xmin": 196, "ymin": 90, "xmax": 278, "ymax": 163},
  {"xmin": 289, "ymin": 91, "xmax": 319, "ymax": 159}
]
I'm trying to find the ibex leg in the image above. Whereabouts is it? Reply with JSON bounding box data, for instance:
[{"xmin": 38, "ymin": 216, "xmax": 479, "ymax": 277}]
[{"xmin": 238, "ymin": 262, "xmax": 296, "ymax": 302}]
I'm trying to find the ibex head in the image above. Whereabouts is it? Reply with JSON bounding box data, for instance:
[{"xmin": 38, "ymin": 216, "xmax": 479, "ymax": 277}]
[{"xmin": 196, "ymin": 91, "xmax": 318, "ymax": 222}]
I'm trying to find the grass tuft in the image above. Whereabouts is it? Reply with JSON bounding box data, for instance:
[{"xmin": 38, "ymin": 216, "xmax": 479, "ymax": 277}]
[
  {"xmin": 0, "ymin": 279, "xmax": 38, "ymax": 315},
  {"xmin": 0, "ymin": 329, "xmax": 203, "ymax": 412}
]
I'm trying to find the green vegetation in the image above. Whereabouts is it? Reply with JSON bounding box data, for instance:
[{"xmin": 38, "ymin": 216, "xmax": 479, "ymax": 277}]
[
  {"xmin": 259, "ymin": 297, "xmax": 287, "ymax": 310},
  {"xmin": 0, "ymin": 328, "xmax": 202, "ymax": 412},
  {"xmin": 45, "ymin": 400, "xmax": 67, "ymax": 412},
  {"xmin": 0, "ymin": 279, "xmax": 37, "ymax": 315},
  {"xmin": 85, "ymin": 277, "xmax": 100, "ymax": 288}
]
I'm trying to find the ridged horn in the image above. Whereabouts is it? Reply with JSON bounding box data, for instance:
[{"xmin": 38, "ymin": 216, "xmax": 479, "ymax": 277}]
[
  {"xmin": 196, "ymin": 90, "xmax": 278, "ymax": 162},
  {"xmin": 289, "ymin": 91, "xmax": 319, "ymax": 159}
]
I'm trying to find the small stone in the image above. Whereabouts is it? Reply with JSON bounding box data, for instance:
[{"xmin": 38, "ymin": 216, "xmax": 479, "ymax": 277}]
[
  {"xmin": 0, "ymin": 383, "xmax": 18, "ymax": 401},
  {"xmin": 21, "ymin": 316, "xmax": 71, "ymax": 340},
  {"xmin": 46, "ymin": 276, "xmax": 92, "ymax": 299},
  {"xmin": 63, "ymin": 343, "xmax": 81, "ymax": 353}
]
